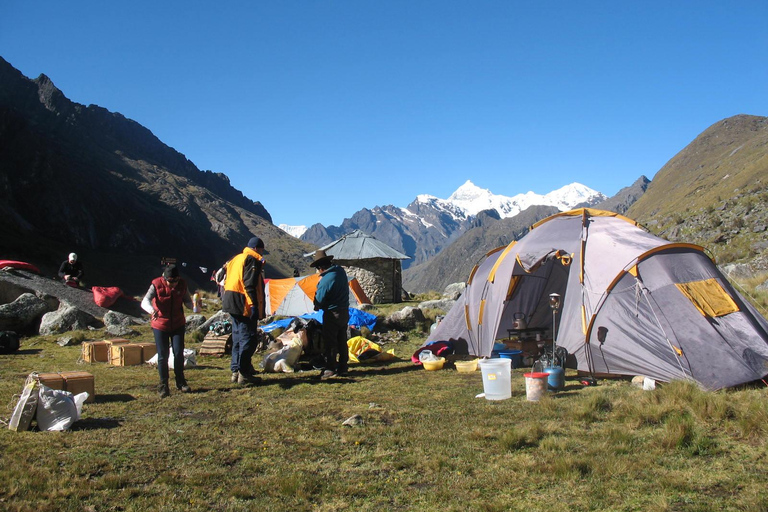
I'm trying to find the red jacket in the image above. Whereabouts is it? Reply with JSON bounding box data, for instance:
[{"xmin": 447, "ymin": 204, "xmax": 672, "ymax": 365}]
[{"xmin": 150, "ymin": 277, "xmax": 188, "ymax": 332}]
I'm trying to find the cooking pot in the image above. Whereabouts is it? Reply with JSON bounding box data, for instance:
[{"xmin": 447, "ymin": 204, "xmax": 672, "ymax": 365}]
[{"xmin": 512, "ymin": 313, "xmax": 527, "ymax": 330}]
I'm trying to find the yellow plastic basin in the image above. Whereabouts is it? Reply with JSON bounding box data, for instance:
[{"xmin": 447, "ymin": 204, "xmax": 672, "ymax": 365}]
[
  {"xmin": 422, "ymin": 357, "xmax": 446, "ymax": 371},
  {"xmin": 454, "ymin": 359, "xmax": 479, "ymax": 373}
]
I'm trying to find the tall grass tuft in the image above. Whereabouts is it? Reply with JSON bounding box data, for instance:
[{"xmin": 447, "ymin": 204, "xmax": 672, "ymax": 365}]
[{"xmin": 499, "ymin": 424, "xmax": 546, "ymax": 451}]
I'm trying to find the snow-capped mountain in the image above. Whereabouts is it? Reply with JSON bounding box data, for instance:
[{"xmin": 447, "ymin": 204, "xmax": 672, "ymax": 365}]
[
  {"xmin": 278, "ymin": 224, "xmax": 308, "ymax": 238},
  {"xmin": 299, "ymin": 180, "xmax": 607, "ymax": 268},
  {"xmin": 436, "ymin": 180, "xmax": 606, "ymax": 218}
]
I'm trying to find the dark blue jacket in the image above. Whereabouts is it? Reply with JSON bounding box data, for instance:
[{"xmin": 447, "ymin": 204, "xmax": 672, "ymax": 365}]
[{"xmin": 313, "ymin": 265, "xmax": 349, "ymax": 312}]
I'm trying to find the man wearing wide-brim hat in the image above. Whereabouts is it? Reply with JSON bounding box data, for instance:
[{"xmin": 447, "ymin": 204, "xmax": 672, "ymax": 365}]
[{"xmin": 310, "ymin": 249, "xmax": 350, "ymax": 379}]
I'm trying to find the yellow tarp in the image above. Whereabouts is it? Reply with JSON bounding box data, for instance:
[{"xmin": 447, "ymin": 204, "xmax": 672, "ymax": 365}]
[
  {"xmin": 347, "ymin": 336, "xmax": 395, "ymax": 363},
  {"xmin": 675, "ymin": 278, "xmax": 739, "ymax": 318}
]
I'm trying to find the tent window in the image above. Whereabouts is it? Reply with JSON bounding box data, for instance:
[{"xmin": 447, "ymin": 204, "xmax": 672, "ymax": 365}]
[{"xmin": 675, "ymin": 279, "xmax": 739, "ymax": 318}]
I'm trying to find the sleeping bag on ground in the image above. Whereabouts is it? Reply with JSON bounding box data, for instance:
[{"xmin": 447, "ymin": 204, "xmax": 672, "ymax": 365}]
[
  {"xmin": 0, "ymin": 260, "xmax": 41, "ymax": 274},
  {"xmin": 92, "ymin": 286, "xmax": 125, "ymax": 308}
]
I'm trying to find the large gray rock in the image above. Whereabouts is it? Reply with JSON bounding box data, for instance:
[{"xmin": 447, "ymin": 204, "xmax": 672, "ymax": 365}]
[
  {"xmin": 382, "ymin": 306, "xmax": 426, "ymax": 331},
  {"xmin": 103, "ymin": 310, "xmax": 143, "ymax": 337},
  {"xmin": 39, "ymin": 301, "xmax": 98, "ymax": 335},
  {"xmin": 417, "ymin": 299, "xmax": 456, "ymax": 313},
  {"xmin": 0, "ymin": 293, "xmax": 51, "ymax": 332},
  {"xmin": 442, "ymin": 282, "xmax": 466, "ymax": 300},
  {"xmin": 185, "ymin": 314, "xmax": 207, "ymax": 333}
]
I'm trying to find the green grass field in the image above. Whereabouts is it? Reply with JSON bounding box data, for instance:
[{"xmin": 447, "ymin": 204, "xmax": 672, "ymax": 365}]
[{"xmin": 2, "ymin": 300, "xmax": 768, "ymax": 512}]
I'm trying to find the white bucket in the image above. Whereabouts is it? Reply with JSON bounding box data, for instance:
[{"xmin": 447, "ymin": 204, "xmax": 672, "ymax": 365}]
[
  {"xmin": 478, "ymin": 358, "xmax": 512, "ymax": 400},
  {"xmin": 524, "ymin": 372, "xmax": 549, "ymax": 401}
]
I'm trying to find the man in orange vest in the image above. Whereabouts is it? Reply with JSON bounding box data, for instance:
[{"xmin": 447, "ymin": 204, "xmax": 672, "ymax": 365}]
[{"xmin": 222, "ymin": 237, "xmax": 267, "ymax": 385}]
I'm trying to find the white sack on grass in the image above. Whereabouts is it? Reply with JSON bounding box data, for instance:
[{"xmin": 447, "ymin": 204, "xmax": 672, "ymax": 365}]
[
  {"xmin": 36, "ymin": 384, "xmax": 88, "ymax": 431},
  {"xmin": 8, "ymin": 378, "xmax": 39, "ymax": 432},
  {"xmin": 147, "ymin": 348, "xmax": 197, "ymax": 369},
  {"xmin": 260, "ymin": 330, "xmax": 307, "ymax": 373}
]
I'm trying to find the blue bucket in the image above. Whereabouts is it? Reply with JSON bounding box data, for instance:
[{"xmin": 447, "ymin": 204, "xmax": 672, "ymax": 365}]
[
  {"xmin": 498, "ymin": 350, "xmax": 523, "ymax": 369},
  {"xmin": 543, "ymin": 366, "xmax": 565, "ymax": 391}
]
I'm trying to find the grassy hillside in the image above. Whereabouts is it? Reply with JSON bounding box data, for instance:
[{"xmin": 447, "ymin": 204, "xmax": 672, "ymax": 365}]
[{"xmin": 628, "ymin": 115, "xmax": 768, "ymax": 267}]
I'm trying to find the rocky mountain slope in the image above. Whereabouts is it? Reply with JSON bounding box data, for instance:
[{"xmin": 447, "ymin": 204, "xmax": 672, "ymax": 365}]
[
  {"xmin": 627, "ymin": 114, "xmax": 768, "ymax": 276},
  {"xmin": 0, "ymin": 57, "xmax": 316, "ymax": 294}
]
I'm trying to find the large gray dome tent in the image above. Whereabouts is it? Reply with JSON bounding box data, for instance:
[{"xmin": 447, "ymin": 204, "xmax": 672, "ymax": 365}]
[{"xmin": 426, "ymin": 208, "xmax": 768, "ymax": 390}]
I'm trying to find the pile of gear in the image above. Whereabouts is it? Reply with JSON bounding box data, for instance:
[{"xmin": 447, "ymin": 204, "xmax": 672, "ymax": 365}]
[{"xmin": 208, "ymin": 320, "xmax": 232, "ymax": 336}]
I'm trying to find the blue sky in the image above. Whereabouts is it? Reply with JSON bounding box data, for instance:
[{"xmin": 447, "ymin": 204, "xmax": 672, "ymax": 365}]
[{"xmin": 2, "ymin": 1, "xmax": 767, "ymax": 227}]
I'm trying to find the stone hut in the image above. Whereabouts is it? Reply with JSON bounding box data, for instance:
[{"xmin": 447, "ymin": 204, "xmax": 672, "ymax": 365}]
[{"xmin": 308, "ymin": 230, "xmax": 409, "ymax": 304}]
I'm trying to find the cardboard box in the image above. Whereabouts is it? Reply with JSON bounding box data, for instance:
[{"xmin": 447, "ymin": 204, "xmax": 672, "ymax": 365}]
[
  {"xmin": 82, "ymin": 341, "xmax": 110, "ymax": 363},
  {"xmin": 134, "ymin": 342, "xmax": 157, "ymax": 362},
  {"xmin": 60, "ymin": 371, "xmax": 95, "ymax": 403},
  {"xmin": 37, "ymin": 372, "xmax": 65, "ymax": 390},
  {"xmin": 110, "ymin": 344, "xmax": 143, "ymax": 366}
]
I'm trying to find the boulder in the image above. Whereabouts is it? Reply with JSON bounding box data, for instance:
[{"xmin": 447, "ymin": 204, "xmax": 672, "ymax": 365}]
[
  {"xmin": 185, "ymin": 314, "xmax": 207, "ymax": 333},
  {"xmin": 442, "ymin": 282, "xmax": 466, "ymax": 300},
  {"xmin": 198, "ymin": 310, "xmax": 232, "ymax": 333},
  {"xmin": 720, "ymin": 262, "xmax": 756, "ymax": 280},
  {"xmin": 103, "ymin": 310, "xmax": 143, "ymax": 337},
  {"xmin": 418, "ymin": 299, "xmax": 456, "ymax": 313},
  {"xmin": 382, "ymin": 306, "xmax": 426, "ymax": 331},
  {"xmin": 39, "ymin": 301, "xmax": 98, "ymax": 335},
  {"xmin": 0, "ymin": 293, "xmax": 51, "ymax": 333}
]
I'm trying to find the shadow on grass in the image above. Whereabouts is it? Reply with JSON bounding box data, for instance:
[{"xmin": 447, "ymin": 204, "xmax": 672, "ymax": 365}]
[
  {"xmin": 72, "ymin": 417, "xmax": 122, "ymax": 430},
  {"xmin": 94, "ymin": 394, "xmax": 136, "ymax": 403},
  {"xmin": 14, "ymin": 349, "xmax": 42, "ymax": 355}
]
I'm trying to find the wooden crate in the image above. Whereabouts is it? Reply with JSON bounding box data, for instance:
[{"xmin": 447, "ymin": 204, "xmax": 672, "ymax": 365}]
[
  {"xmin": 60, "ymin": 371, "xmax": 95, "ymax": 403},
  {"xmin": 109, "ymin": 344, "xmax": 143, "ymax": 366},
  {"xmin": 104, "ymin": 338, "xmax": 131, "ymax": 349},
  {"xmin": 37, "ymin": 372, "xmax": 65, "ymax": 390},
  {"xmin": 134, "ymin": 342, "xmax": 157, "ymax": 362},
  {"xmin": 82, "ymin": 341, "xmax": 110, "ymax": 363},
  {"xmin": 199, "ymin": 334, "xmax": 232, "ymax": 357}
]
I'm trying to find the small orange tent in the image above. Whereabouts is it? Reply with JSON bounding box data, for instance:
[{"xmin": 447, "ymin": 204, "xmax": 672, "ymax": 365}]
[{"xmin": 265, "ymin": 274, "xmax": 370, "ymax": 317}]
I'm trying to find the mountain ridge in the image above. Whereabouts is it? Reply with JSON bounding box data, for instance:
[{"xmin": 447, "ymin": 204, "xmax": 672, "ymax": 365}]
[
  {"xmin": 0, "ymin": 56, "xmax": 315, "ymax": 294},
  {"xmin": 298, "ymin": 180, "xmax": 606, "ymax": 270}
]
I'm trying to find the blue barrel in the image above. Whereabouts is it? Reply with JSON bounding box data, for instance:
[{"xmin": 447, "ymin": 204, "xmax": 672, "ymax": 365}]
[
  {"xmin": 543, "ymin": 366, "xmax": 565, "ymax": 391},
  {"xmin": 498, "ymin": 350, "xmax": 523, "ymax": 368}
]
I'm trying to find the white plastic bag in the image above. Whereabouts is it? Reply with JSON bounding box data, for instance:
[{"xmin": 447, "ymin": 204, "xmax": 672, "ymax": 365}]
[
  {"xmin": 8, "ymin": 376, "xmax": 39, "ymax": 432},
  {"xmin": 147, "ymin": 348, "xmax": 197, "ymax": 368},
  {"xmin": 419, "ymin": 350, "xmax": 439, "ymax": 362},
  {"xmin": 36, "ymin": 384, "xmax": 88, "ymax": 431}
]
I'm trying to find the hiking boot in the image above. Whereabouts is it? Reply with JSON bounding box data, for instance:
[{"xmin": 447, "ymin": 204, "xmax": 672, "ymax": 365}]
[
  {"xmin": 320, "ymin": 370, "xmax": 337, "ymax": 380},
  {"xmin": 158, "ymin": 383, "xmax": 170, "ymax": 398},
  {"xmin": 230, "ymin": 372, "xmax": 238, "ymax": 383},
  {"xmin": 178, "ymin": 384, "xmax": 192, "ymax": 393},
  {"xmin": 237, "ymin": 372, "xmax": 261, "ymax": 385}
]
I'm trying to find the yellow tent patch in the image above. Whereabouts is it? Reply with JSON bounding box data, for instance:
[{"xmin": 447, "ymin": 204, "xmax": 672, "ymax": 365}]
[{"xmin": 675, "ymin": 279, "xmax": 739, "ymax": 318}]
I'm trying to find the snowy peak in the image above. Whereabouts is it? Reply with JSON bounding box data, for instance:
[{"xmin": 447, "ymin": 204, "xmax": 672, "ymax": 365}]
[
  {"xmin": 279, "ymin": 224, "xmax": 308, "ymax": 238},
  {"xmin": 443, "ymin": 180, "xmax": 605, "ymax": 219}
]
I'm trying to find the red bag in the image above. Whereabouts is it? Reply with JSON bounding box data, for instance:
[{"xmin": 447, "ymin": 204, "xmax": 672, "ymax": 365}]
[{"xmin": 92, "ymin": 286, "xmax": 124, "ymax": 308}]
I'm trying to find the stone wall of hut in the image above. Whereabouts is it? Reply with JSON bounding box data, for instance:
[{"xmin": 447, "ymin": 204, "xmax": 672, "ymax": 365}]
[{"xmin": 337, "ymin": 258, "xmax": 402, "ymax": 304}]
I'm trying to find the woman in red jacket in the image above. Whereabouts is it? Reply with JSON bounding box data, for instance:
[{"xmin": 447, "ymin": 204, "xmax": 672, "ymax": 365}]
[{"xmin": 141, "ymin": 265, "xmax": 193, "ymax": 398}]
